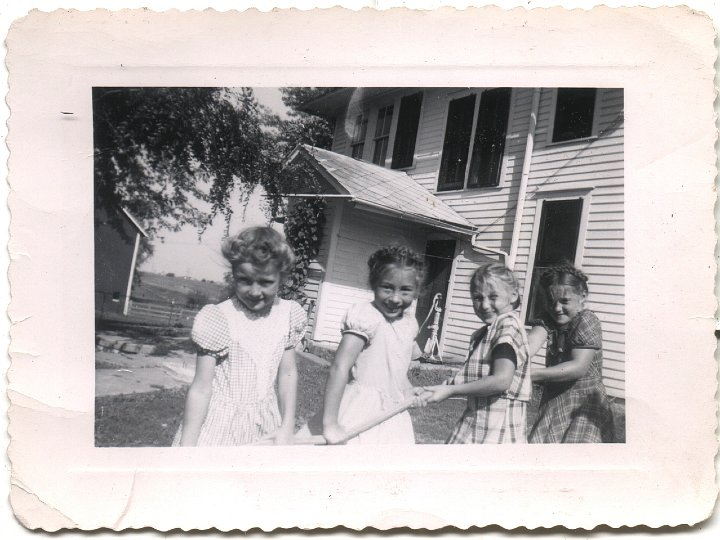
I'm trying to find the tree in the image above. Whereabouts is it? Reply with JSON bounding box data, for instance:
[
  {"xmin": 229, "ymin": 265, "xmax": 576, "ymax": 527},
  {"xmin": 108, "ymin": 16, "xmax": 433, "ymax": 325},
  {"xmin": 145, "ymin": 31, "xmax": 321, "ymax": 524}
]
[
  {"xmin": 276, "ymin": 87, "xmax": 336, "ymax": 151},
  {"xmin": 93, "ymin": 87, "xmax": 274, "ymax": 237}
]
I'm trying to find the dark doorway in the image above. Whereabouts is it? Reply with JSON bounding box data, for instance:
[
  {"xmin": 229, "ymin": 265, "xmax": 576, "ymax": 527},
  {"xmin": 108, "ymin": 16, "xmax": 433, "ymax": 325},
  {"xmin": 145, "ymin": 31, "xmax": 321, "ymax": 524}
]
[
  {"xmin": 416, "ymin": 239, "xmax": 456, "ymax": 350},
  {"xmin": 525, "ymin": 198, "xmax": 584, "ymax": 322}
]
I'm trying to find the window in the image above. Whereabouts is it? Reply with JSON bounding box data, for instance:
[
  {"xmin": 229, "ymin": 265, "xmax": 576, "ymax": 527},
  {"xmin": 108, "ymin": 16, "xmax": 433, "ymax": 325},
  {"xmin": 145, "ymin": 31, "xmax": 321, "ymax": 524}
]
[
  {"xmin": 467, "ymin": 87, "xmax": 512, "ymax": 188},
  {"xmin": 372, "ymin": 105, "xmax": 394, "ymax": 165},
  {"xmin": 350, "ymin": 114, "xmax": 368, "ymax": 159},
  {"xmin": 525, "ymin": 198, "xmax": 584, "ymax": 322},
  {"xmin": 437, "ymin": 88, "xmax": 512, "ymax": 191},
  {"xmin": 391, "ymin": 92, "xmax": 423, "ymax": 169},
  {"xmin": 552, "ymin": 88, "xmax": 597, "ymax": 143}
]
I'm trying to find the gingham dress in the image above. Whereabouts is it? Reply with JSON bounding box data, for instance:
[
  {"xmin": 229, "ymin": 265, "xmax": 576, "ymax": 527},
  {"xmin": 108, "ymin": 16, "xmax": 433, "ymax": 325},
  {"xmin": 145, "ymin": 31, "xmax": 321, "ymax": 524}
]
[
  {"xmin": 528, "ymin": 309, "xmax": 615, "ymax": 444},
  {"xmin": 172, "ymin": 297, "xmax": 307, "ymax": 446},
  {"xmin": 334, "ymin": 302, "xmax": 418, "ymax": 444},
  {"xmin": 446, "ymin": 311, "xmax": 531, "ymax": 444}
]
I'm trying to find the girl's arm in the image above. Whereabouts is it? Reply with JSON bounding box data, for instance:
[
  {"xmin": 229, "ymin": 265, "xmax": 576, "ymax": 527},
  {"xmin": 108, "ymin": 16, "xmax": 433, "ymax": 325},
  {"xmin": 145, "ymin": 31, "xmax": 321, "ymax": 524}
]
[
  {"xmin": 424, "ymin": 344, "xmax": 516, "ymax": 403},
  {"xmin": 531, "ymin": 347, "xmax": 594, "ymax": 384},
  {"xmin": 527, "ymin": 325, "xmax": 549, "ymax": 358},
  {"xmin": 178, "ymin": 354, "xmax": 216, "ymax": 446},
  {"xmin": 322, "ymin": 333, "xmax": 365, "ymax": 444},
  {"xmin": 273, "ymin": 348, "xmax": 299, "ymax": 445}
]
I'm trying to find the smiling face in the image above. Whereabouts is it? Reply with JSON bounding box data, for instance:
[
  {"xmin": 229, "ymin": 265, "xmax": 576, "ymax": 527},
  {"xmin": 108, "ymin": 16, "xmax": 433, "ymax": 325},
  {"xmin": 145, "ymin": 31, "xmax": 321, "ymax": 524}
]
[
  {"xmin": 545, "ymin": 284, "xmax": 586, "ymax": 326},
  {"xmin": 232, "ymin": 262, "xmax": 281, "ymax": 313},
  {"xmin": 471, "ymin": 278, "xmax": 518, "ymax": 325},
  {"xmin": 371, "ymin": 265, "xmax": 419, "ymax": 320}
]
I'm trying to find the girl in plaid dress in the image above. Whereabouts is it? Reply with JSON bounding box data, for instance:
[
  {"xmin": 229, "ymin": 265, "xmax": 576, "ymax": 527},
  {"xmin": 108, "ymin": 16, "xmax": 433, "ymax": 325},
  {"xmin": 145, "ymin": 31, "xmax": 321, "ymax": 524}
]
[
  {"xmin": 527, "ymin": 263, "xmax": 615, "ymax": 443},
  {"xmin": 174, "ymin": 227, "xmax": 306, "ymax": 446},
  {"xmin": 321, "ymin": 246, "xmax": 427, "ymax": 445},
  {"xmin": 422, "ymin": 263, "xmax": 531, "ymax": 444}
]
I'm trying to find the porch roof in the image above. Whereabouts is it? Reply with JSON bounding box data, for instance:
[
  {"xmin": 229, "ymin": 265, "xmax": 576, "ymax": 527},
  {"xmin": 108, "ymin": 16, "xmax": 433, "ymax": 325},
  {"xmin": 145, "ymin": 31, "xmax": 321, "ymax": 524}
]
[{"xmin": 288, "ymin": 145, "xmax": 477, "ymax": 236}]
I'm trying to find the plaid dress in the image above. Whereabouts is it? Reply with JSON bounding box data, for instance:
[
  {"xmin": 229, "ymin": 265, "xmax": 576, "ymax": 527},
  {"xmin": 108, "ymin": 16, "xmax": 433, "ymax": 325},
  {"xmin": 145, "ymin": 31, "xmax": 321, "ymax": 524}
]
[
  {"xmin": 173, "ymin": 297, "xmax": 307, "ymax": 446},
  {"xmin": 446, "ymin": 311, "xmax": 531, "ymax": 444},
  {"xmin": 528, "ymin": 309, "xmax": 615, "ymax": 444}
]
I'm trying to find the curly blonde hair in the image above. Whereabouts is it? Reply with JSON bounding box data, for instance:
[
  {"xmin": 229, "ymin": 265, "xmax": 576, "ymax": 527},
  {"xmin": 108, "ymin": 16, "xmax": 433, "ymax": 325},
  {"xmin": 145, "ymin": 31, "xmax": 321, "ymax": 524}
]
[{"xmin": 221, "ymin": 226, "xmax": 295, "ymax": 277}]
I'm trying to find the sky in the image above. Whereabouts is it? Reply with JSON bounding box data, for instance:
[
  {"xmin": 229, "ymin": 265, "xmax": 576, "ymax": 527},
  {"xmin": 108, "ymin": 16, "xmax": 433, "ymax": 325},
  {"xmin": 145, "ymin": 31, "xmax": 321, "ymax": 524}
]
[{"xmin": 139, "ymin": 87, "xmax": 290, "ymax": 282}]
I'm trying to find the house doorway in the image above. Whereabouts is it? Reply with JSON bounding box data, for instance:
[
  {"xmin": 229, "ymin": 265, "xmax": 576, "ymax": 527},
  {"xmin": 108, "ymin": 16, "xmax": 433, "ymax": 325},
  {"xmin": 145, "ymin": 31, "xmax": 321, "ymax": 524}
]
[{"xmin": 416, "ymin": 239, "xmax": 456, "ymax": 351}]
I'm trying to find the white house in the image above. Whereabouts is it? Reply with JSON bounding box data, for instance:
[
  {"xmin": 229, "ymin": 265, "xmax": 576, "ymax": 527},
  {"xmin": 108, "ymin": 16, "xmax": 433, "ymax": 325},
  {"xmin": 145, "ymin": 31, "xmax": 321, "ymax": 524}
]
[{"xmin": 288, "ymin": 87, "xmax": 625, "ymax": 399}]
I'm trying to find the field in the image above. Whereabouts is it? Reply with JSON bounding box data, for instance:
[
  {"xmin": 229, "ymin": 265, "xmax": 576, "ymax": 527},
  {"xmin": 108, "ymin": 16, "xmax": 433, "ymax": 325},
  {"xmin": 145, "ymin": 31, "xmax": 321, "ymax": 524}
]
[{"xmin": 133, "ymin": 271, "xmax": 228, "ymax": 306}]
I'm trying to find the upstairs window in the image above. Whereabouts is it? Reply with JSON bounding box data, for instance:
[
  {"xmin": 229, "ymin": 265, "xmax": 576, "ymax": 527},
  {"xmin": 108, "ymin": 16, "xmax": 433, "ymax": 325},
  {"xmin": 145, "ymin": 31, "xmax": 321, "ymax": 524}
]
[
  {"xmin": 437, "ymin": 88, "xmax": 512, "ymax": 191},
  {"xmin": 552, "ymin": 88, "xmax": 597, "ymax": 143},
  {"xmin": 391, "ymin": 92, "xmax": 423, "ymax": 169},
  {"xmin": 372, "ymin": 105, "xmax": 394, "ymax": 165},
  {"xmin": 350, "ymin": 114, "xmax": 368, "ymax": 159}
]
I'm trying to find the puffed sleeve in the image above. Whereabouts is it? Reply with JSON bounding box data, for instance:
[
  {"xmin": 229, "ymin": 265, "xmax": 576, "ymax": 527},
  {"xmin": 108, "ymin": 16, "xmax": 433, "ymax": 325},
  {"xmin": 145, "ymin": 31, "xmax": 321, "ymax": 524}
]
[
  {"xmin": 285, "ymin": 301, "xmax": 308, "ymax": 350},
  {"xmin": 568, "ymin": 310, "xmax": 602, "ymax": 349},
  {"xmin": 191, "ymin": 304, "xmax": 230, "ymax": 359},
  {"xmin": 341, "ymin": 303, "xmax": 380, "ymax": 342},
  {"xmin": 490, "ymin": 315, "xmax": 527, "ymax": 364}
]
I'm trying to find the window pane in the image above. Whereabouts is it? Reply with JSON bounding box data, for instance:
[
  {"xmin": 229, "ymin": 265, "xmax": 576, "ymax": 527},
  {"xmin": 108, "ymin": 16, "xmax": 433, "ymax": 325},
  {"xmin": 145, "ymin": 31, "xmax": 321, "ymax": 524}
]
[
  {"xmin": 392, "ymin": 92, "xmax": 423, "ymax": 169},
  {"xmin": 467, "ymin": 88, "xmax": 511, "ymax": 188},
  {"xmin": 526, "ymin": 198, "xmax": 584, "ymax": 322},
  {"xmin": 552, "ymin": 88, "xmax": 597, "ymax": 143},
  {"xmin": 437, "ymin": 94, "xmax": 476, "ymax": 191},
  {"xmin": 372, "ymin": 138, "xmax": 388, "ymax": 165}
]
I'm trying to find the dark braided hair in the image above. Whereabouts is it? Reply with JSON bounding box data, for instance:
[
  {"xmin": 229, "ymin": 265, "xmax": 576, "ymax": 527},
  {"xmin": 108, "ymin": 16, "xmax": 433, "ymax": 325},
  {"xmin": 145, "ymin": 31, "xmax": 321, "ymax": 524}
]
[
  {"xmin": 367, "ymin": 245, "xmax": 426, "ymax": 290},
  {"xmin": 539, "ymin": 261, "xmax": 589, "ymax": 296}
]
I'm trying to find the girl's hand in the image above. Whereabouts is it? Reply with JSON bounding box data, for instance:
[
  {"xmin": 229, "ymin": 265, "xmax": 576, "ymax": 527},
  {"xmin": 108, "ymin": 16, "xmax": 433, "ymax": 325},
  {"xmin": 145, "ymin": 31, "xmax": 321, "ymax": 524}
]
[
  {"xmin": 323, "ymin": 423, "xmax": 349, "ymax": 445},
  {"xmin": 422, "ymin": 384, "xmax": 455, "ymax": 404},
  {"xmin": 405, "ymin": 386, "xmax": 431, "ymax": 408}
]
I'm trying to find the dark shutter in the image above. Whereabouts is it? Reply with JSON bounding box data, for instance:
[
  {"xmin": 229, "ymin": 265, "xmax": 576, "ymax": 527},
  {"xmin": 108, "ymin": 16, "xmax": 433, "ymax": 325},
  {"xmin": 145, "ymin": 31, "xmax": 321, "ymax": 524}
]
[
  {"xmin": 391, "ymin": 92, "xmax": 423, "ymax": 169},
  {"xmin": 552, "ymin": 88, "xmax": 597, "ymax": 142},
  {"xmin": 437, "ymin": 94, "xmax": 476, "ymax": 191},
  {"xmin": 467, "ymin": 88, "xmax": 511, "ymax": 188}
]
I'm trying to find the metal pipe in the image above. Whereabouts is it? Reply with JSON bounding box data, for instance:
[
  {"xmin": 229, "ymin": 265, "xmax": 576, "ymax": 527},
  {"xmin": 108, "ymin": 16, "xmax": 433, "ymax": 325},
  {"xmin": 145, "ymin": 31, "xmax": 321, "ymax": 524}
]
[{"xmin": 507, "ymin": 87, "xmax": 541, "ymax": 270}]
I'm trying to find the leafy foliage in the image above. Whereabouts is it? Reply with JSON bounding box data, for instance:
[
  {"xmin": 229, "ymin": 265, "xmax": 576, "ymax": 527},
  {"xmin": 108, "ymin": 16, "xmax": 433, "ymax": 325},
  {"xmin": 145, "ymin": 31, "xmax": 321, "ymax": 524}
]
[{"xmin": 93, "ymin": 87, "xmax": 276, "ymax": 237}]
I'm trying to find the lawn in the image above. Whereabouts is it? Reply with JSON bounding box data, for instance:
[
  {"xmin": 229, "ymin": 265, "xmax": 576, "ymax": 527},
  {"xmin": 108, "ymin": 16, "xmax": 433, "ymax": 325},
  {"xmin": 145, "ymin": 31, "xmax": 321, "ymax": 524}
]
[{"xmin": 95, "ymin": 345, "xmax": 625, "ymax": 446}]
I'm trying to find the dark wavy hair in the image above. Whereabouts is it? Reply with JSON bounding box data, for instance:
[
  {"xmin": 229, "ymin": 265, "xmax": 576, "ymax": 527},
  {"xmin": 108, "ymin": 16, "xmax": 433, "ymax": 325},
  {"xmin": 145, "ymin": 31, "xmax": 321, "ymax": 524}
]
[
  {"xmin": 221, "ymin": 226, "xmax": 295, "ymax": 278},
  {"xmin": 367, "ymin": 245, "xmax": 426, "ymax": 290}
]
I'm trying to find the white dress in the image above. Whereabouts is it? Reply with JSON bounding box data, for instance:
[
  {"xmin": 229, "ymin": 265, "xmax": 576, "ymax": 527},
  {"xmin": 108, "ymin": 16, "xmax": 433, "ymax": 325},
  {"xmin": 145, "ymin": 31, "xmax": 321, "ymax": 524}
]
[
  {"xmin": 173, "ymin": 297, "xmax": 307, "ymax": 446},
  {"xmin": 335, "ymin": 302, "xmax": 419, "ymax": 444}
]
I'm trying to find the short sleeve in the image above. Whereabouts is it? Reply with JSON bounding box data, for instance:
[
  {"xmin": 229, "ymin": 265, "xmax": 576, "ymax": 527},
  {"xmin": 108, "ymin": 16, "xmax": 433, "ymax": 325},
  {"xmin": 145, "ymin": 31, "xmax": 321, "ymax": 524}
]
[
  {"xmin": 191, "ymin": 305, "xmax": 230, "ymax": 358},
  {"xmin": 490, "ymin": 315, "xmax": 527, "ymax": 361},
  {"xmin": 568, "ymin": 310, "xmax": 603, "ymax": 349},
  {"xmin": 341, "ymin": 303, "xmax": 381, "ymax": 342},
  {"xmin": 285, "ymin": 301, "xmax": 308, "ymax": 350}
]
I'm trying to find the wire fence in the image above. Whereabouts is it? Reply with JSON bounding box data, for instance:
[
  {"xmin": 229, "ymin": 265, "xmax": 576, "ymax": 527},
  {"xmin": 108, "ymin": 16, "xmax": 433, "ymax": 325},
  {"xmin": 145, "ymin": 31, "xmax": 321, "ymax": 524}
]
[{"xmin": 95, "ymin": 292, "xmax": 201, "ymax": 329}]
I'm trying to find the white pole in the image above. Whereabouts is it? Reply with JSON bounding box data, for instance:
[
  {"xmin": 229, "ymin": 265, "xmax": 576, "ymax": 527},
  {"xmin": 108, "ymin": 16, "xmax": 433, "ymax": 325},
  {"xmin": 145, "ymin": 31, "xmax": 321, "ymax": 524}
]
[
  {"xmin": 508, "ymin": 87, "xmax": 541, "ymax": 270},
  {"xmin": 123, "ymin": 233, "xmax": 141, "ymax": 316}
]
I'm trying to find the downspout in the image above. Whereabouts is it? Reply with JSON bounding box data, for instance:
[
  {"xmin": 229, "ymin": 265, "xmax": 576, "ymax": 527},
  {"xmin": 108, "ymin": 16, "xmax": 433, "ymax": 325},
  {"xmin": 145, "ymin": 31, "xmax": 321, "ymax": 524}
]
[{"xmin": 507, "ymin": 87, "xmax": 541, "ymax": 270}]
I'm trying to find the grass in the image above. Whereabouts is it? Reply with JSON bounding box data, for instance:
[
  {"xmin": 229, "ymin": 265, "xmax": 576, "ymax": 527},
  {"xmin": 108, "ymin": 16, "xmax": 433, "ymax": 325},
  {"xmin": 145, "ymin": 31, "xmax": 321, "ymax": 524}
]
[{"xmin": 95, "ymin": 349, "xmax": 626, "ymax": 446}]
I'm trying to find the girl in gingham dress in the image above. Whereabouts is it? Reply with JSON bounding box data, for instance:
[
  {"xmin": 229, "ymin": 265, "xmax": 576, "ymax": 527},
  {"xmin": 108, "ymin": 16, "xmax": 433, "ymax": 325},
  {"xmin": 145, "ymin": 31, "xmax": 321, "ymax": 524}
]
[
  {"xmin": 527, "ymin": 263, "xmax": 615, "ymax": 443},
  {"xmin": 422, "ymin": 263, "xmax": 531, "ymax": 444},
  {"xmin": 173, "ymin": 227, "xmax": 306, "ymax": 446}
]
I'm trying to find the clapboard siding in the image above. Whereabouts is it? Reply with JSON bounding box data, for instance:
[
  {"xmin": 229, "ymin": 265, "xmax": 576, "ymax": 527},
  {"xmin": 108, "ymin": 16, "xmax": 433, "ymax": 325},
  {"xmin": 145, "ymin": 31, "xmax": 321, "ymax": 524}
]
[
  {"xmin": 314, "ymin": 86, "xmax": 625, "ymax": 399},
  {"xmin": 514, "ymin": 88, "xmax": 625, "ymax": 397},
  {"xmin": 311, "ymin": 205, "xmax": 426, "ymax": 344}
]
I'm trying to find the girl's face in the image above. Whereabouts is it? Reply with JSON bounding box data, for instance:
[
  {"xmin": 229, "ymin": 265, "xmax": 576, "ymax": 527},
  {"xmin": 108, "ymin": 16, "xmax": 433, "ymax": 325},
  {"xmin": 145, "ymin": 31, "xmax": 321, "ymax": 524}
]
[
  {"xmin": 372, "ymin": 265, "xmax": 418, "ymax": 320},
  {"xmin": 471, "ymin": 278, "xmax": 518, "ymax": 325},
  {"xmin": 232, "ymin": 262, "xmax": 281, "ymax": 313},
  {"xmin": 545, "ymin": 285, "xmax": 586, "ymax": 326}
]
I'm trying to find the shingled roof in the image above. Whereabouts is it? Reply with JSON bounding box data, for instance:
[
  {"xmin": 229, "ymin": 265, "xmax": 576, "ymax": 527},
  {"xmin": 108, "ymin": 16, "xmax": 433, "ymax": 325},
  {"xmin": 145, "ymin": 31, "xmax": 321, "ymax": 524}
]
[{"xmin": 287, "ymin": 145, "xmax": 477, "ymax": 235}]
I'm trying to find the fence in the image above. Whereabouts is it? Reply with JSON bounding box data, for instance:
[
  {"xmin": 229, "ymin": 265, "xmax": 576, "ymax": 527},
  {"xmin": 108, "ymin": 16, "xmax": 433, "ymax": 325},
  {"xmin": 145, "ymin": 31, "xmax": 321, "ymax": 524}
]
[{"xmin": 96, "ymin": 292, "xmax": 200, "ymax": 328}]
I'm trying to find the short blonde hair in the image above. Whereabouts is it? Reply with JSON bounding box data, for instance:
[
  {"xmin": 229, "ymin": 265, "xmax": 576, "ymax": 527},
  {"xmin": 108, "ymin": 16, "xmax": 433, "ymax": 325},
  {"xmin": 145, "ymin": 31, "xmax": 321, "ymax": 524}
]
[{"xmin": 470, "ymin": 262, "xmax": 521, "ymax": 309}]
